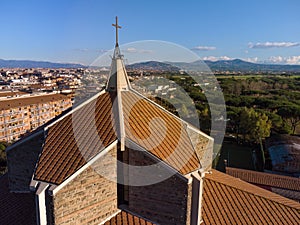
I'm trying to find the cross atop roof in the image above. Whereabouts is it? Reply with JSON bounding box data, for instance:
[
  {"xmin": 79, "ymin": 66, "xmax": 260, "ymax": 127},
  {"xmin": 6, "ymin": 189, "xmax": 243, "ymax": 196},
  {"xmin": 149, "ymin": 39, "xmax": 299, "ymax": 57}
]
[{"xmin": 112, "ymin": 16, "xmax": 121, "ymax": 46}]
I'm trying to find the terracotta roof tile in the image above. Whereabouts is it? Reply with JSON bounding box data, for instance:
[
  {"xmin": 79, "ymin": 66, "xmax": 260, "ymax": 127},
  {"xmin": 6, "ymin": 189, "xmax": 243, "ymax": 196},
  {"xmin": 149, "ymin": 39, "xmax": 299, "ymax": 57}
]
[
  {"xmin": 226, "ymin": 167, "xmax": 300, "ymax": 191},
  {"xmin": 122, "ymin": 91, "xmax": 200, "ymax": 174},
  {"xmin": 271, "ymin": 187, "xmax": 300, "ymax": 202},
  {"xmin": 0, "ymin": 174, "xmax": 36, "ymax": 225},
  {"xmin": 34, "ymin": 92, "xmax": 117, "ymax": 184},
  {"xmin": 202, "ymin": 170, "xmax": 300, "ymax": 225},
  {"xmin": 102, "ymin": 210, "xmax": 156, "ymax": 225},
  {"xmin": 34, "ymin": 89, "xmax": 203, "ymax": 184}
]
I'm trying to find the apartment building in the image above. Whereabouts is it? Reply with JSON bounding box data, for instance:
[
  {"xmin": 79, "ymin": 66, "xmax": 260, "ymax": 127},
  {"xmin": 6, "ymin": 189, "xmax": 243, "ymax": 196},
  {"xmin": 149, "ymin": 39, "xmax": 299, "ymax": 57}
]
[{"xmin": 0, "ymin": 93, "xmax": 72, "ymax": 142}]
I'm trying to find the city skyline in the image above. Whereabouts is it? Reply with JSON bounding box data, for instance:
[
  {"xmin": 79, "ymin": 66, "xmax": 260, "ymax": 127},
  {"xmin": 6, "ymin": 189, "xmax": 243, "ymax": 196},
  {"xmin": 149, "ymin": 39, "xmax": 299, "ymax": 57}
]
[{"xmin": 0, "ymin": 0, "xmax": 300, "ymax": 65}]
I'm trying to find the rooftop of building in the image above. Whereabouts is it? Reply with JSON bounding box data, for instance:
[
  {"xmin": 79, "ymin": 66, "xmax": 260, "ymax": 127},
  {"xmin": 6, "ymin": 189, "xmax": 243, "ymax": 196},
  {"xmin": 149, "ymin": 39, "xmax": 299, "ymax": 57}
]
[
  {"xmin": 33, "ymin": 89, "xmax": 206, "ymax": 184},
  {"xmin": 0, "ymin": 174, "xmax": 36, "ymax": 225},
  {"xmin": 202, "ymin": 169, "xmax": 300, "ymax": 225},
  {"xmin": 226, "ymin": 167, "xmax": 300, "ymax": 192},
  {"xmin": 0, "ymin": 93, "xmax": 70, "ymax": 111}
]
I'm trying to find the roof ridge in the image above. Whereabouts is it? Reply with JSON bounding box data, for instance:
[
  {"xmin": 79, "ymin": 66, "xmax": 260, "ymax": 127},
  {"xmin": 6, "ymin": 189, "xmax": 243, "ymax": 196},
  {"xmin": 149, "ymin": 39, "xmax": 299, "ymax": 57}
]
[{"xmin": 206, "ymin": 170, "xmax": 300, "ymax": 210}]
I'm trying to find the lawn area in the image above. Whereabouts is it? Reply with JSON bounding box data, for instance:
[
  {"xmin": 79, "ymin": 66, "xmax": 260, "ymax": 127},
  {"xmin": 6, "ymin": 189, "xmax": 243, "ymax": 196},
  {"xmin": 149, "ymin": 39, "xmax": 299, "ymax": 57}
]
[{"xmin": 216, "ymin": 140, "xmax": 255, "ymax": 172}]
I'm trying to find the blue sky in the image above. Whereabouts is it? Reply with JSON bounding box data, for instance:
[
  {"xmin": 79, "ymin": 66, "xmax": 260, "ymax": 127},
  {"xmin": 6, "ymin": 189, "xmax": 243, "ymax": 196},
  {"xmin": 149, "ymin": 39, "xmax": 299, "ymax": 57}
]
[{"xmin": 1, "ymin": 0, "xmax": 300, "ymax": 65}]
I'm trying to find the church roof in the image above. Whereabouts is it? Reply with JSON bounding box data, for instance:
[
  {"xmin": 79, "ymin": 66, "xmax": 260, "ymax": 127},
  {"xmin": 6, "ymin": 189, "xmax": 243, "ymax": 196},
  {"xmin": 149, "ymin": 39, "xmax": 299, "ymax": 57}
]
[
  {"xmin": 33, "ymin": 19, "xmax": 208, "ymax": 184},
  {"xmin": 34, "ymin": 88, "xmax": 204, "ymax": 184},
  {"xmin": 202, "ymin": 170, "xmax": 300, "ymax": 225},
  {"xmin": 34, "ymin": 92, "xmax": 117, "ymax": 184},
  {"xmin": 122, "ymin": 91, "xmax": 200, "ymax": 174}
]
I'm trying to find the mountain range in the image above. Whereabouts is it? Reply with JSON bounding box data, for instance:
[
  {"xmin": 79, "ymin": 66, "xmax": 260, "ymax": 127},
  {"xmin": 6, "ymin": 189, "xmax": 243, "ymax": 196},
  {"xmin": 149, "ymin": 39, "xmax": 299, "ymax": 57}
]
[
  {"xmin": 0, "ymin": 59, "xmax": 84, "ymax": 69},
  {"xmin": 1, "ymin": 58, "xmax": 300, "ymax": 73},
  {"xmin": 203, "ymin": 59, "xmax": 300, "ymax": 73},
  {"xmin": 129, "ymin": 59, "xmax": 300, "ymax": 73}
]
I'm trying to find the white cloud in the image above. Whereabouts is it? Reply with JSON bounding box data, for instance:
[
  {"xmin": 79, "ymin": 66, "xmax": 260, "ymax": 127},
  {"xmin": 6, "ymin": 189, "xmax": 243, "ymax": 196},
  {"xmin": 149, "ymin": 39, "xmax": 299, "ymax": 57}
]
[
  {"xmin": 192, "ymin": 46, "xmax": 216, "ymax": 51},
  {"xmin": 199, "ymin": 55, "xmax": 300, "ymax": 65},
  {"xmin": 266, "ymin": 56, "xmax": 300, "ymax": 65},
  {"xmin": 268, "ymin": 56, "xmax": 284, "ymax": 63},
  {"xmin": 248, "ymin": 42, "xmax": 300, "ymax": 49},
  {"xmin": 123, "ymin": 47, "xmax": 153, "ymax": 54},
  {"xmin": 243, "ymin": 57, "xmax": 259, "ymax": 63},
  {"xmin": 202, "ymin": 56, "xmax": 234, "ymax": 61},
  {"xmin": 286, "ymin": 56, "xmax": 300, "ymax": 65}
]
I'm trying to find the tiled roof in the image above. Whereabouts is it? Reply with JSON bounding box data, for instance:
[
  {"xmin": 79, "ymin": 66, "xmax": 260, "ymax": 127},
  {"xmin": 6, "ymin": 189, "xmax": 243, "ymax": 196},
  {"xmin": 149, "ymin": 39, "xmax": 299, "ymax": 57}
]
[
  {"xmin": 102, "ymin": 210, "xmax": 156, "ymax": 225},
  {"xmin": 0, "ymin": 174, "xmax": 36, "ymax": 225},
  {"xmin": 271, "ymin": 187, "xmax": 300, "ymax": 202},
  {"xmin": 0, "ymin": 93, "xmax": 69, "ymax": 110},
  {"xmin": 202, "ymin": 170, "xmax": 300, "ymax": 225},
  {"xmin": 34, "ymin": 90, "xmax": 202, "ymax": 185},
  {"xmin": 226, "ymin": 167, "xmax": 300, "ymax": 191},
  {"xmin": 122, "ymin": 91, "xmax": 200, "ymax": 174},
  {"xmin": 34, "ymin": 92, "xmax": 117, "ymax": 184}
]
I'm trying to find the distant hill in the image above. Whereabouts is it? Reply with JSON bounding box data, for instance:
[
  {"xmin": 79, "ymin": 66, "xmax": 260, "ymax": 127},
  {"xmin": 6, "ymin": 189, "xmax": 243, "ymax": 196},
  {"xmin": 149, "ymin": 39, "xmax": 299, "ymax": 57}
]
[
  {"xmin": 2, "ymin": 58, "xmax": 300, "ymax": 73},
  {"xmin": 0, "ymin": 59, "xmax": 85, "ymax": 69},
  {"xmin": 175, "ymin": 59, "xmax": 300, "ymax": 73},
  {"xmin": 128, "ymin": 59, "xmax": 300, "ymax": 73},
  {"xmin": 126, "ymin": 61, "xmax": 180, "ymax": 72},
  {"xmin": 203, "ymin": 59, "xmax": 300, "ymax": 73}
]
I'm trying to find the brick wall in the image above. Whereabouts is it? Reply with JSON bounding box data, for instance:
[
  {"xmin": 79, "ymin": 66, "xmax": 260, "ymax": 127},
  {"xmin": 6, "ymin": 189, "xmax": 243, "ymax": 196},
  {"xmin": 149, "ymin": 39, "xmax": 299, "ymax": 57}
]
[
  {"xmin": 128, "ymin": 148, "xmax": 191, "ymax": 225},
  {"xmin": 52, "ymin": 145, "xmax": 118, "ymax": 225},
  {"xmin": 7, "ymin": 131, "xmax": 44, "ymax": 192}
]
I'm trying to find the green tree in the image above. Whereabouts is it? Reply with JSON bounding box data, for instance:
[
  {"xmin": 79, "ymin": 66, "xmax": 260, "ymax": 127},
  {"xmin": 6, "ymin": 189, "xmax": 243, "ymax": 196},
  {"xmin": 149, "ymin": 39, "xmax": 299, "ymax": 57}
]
[
  {"xmin": 267, "ymin": 112, "xmax": 291, "ymax": 134},
  {"xmin": 239, "ymin": 107, "xmax": 272, "ymax": 143},
  {"xmin": 239, "ymin": 108, "xmax": 272, "ymax": 167},
  {"xmin": 278, "ymin": 105, "xmax": 300, "ymax": 134}
]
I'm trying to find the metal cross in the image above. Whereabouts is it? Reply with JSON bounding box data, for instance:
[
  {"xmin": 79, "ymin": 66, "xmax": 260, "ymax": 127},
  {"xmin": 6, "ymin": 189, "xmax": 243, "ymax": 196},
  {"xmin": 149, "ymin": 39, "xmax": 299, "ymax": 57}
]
[{"xmin": 112, "ymin": 16, "xmax": 122, "ymax": 46}]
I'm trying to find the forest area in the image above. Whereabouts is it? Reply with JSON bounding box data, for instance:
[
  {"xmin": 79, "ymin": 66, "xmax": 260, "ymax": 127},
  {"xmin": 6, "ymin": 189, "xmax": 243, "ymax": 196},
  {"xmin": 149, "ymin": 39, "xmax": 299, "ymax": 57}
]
[
  {"xmin": 167, "ymin": 75, "xmax": 300, "ymax": 140},
  {"xmin": 162, "ymin": 74, "xmax": 300, "ymax": 170}
]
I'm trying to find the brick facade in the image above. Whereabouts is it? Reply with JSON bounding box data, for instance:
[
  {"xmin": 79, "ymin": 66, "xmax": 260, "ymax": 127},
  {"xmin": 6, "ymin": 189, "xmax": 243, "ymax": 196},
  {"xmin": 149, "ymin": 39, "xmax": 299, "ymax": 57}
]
[
  {"xmin": 52, "ymin": 145, "xmax": 118, "ymax": 225},
  {"xmin": 0, "ymin": 93, "xmax": 72, "ymax": 142},
  {"xmin": 127, "ymin": 148, "xmax": 191, "ymax": 225}
]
